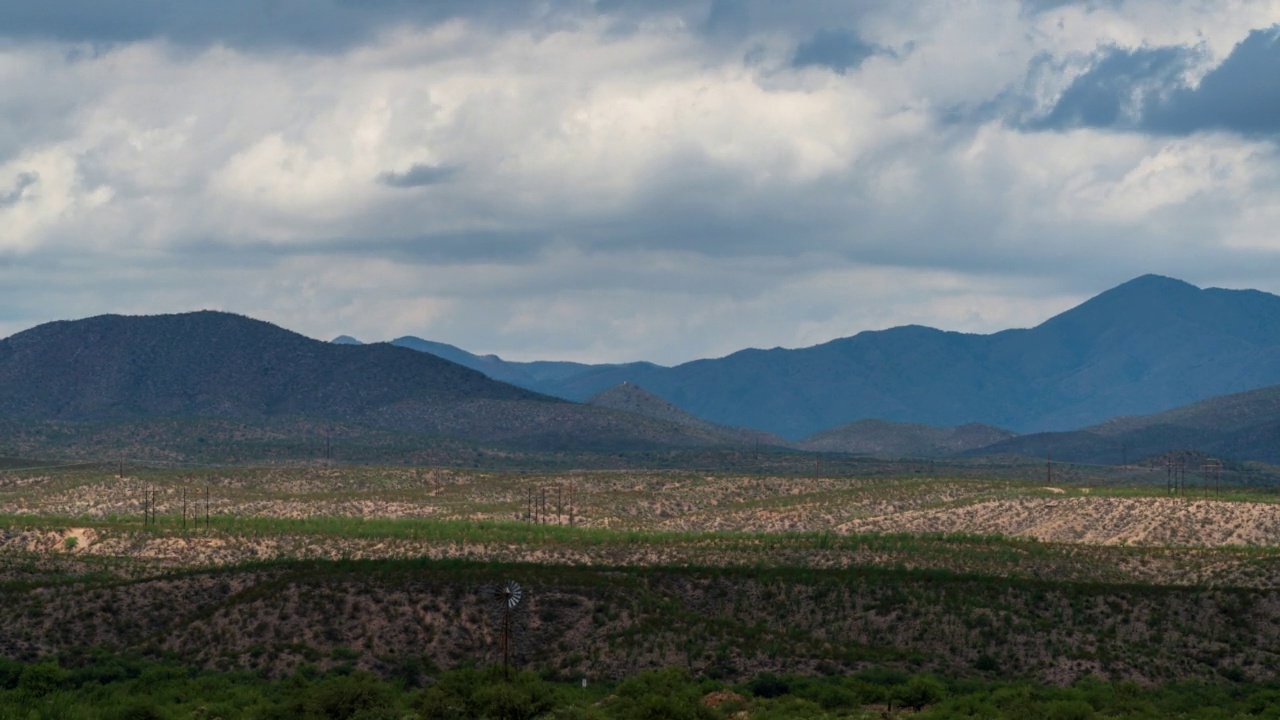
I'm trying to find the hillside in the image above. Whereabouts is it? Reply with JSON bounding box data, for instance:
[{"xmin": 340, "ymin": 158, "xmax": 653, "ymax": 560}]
[
  {"xmin": 386, "ymin": 336, "xmax": 659, "ymax": 391},
  {"xmin": 799, "ymin": 419, "xmax": 1016, "ymax": 456},
  {"xmin": 586, "ymin": 382, "xmax": 789, "ymax": 448},
  {"xmin": 0, "ymin": 312, "xmax": 736, "ymax": 451},
  {"xmin": 971, "ymin": 384, "xmax": 1280, "ymax": 464},
  {"xmin": 377, "ymin": 275, "xmax": 1280, "ymax": 439}
]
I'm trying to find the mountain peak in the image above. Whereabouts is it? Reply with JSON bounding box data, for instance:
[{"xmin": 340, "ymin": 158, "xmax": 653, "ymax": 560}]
[
  {"xmin": 587, "ymin": 382, "xmax": 789, "ymax": 448},
  {"xmin": 331, "ymin": 335, "xmax": 363, "ymax": 345},
  {"xmin": 1109, "ymin": 274, "xmax": 1199, "ymax": 295}
]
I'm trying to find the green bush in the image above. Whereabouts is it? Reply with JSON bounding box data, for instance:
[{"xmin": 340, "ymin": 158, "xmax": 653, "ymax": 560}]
[
  {"xmin": 606, "ymin": 668, "xmax": 716, "ymax": 720},
  {"xmin": 18, "ymin": 661, "xmax": 70, "ymax": 699},
  {"xmin": 890, "ymin": 675, "xmax": 946, "ymax": 712},
  {"xmin": 746, "ymin": 672, "xmax": 790, "ymax": 699},
  {"xmin": 1043, "ymin": 699, "xmax": 1095, "ymax": 720},
  {"xmin": 104, "ymin": 700, "xmax": 168, "ymax": 720},
  {"xmin": 269, "ymin": 672, "xmax": 400, "ymax": 720}
]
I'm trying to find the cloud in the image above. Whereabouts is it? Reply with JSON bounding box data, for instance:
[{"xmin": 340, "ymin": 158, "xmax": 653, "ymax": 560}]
[
  {"xmin": 0, "ymin": 0, "xmax": 554, "ymax": 50},
  {"xmin": 1, "ymin": 2, "xmax": 1280, "ymax": 365},
  {"xmin": 378, "ymin": 163, "xmax": 461, "ymax": 188},
  {"xmin": 1033, "ymin": 26, "xmax": 1280, "ymax": 136},
  {"xmin": 1149, "ymin": 27, "xmax": 1280, "ymax": 135},
  {"xmin": 1030, "ymin": 46, "xmax": 1193, "ymax": 129},
  {"xmin": 0, "ymin": 172, "xmax": 36, "ymax": 207},
  {"xmin": 791, "ymin": 29, "xmax": 883, "ymax": 73}
]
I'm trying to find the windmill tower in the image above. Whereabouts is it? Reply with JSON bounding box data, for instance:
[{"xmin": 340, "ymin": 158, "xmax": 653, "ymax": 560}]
[{"xmin": 494, "ymin": 580, "xmax": 523, "ymax": 679}]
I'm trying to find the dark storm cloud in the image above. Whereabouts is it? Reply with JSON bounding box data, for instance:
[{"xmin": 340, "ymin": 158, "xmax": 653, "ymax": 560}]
[
  {"xmin": 1019, "ymin": 0, "xmax": 1117, "ymax": 13},
  {"xmin": 1034, "ymin": 27, "xmax": 1280, "ymax": 137},
  {"xmin": 0, "ymin": 0, "xmax": 905, "ymax": 54},
  {"xmin": 791, "ymin": 28, "xmax": 883, "ymax": 73},
  {"xmin": 0, "ymin": 172, "xmax": 36, "ymax": 208},
  {"xmin": 703, "ymin": 0, "xmax": 750, "ymax": 37},
  {"xmin": 1031, "ymin": 46, "xmax": 1194, "ymax": 129},
  {"xmin": 0, "ymin": 0, "xmax": 685, "ymax": 50},
  {"xmin": 377, "ymin": 164, "xmax": 461, "ymax": 189},
  {"xmin": 1148, "ymin": 27, "xmax": 1280, "ymax": 135}
]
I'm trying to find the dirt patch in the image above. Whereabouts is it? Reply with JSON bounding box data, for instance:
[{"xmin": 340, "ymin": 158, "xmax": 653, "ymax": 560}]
[{"xmin": 839, "ymin": 496, "xmax": 1280, "ymax": 547}]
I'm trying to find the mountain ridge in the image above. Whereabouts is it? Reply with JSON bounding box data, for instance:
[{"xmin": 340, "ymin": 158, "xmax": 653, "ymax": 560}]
[
  {"xmin": 799, "ymin": 419, "xmax": 1017, "ymax": 457},
  {"xmin": 364, "ymin": 275, "xmax": 1280, "ymax": 439},
  {"xmin": 971, "ymin": 382, "xmax": 1280, "ymax": 465},
  {"xmin": 0, "ymin": 312, "xmax": 741, "ymax": 452},
  {"xmin": 586, "ymin": 382, "xmax": 790, "ymax": 448}
]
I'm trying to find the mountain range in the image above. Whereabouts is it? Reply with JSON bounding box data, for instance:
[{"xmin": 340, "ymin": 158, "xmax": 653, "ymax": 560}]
[
  {"xmin": 353, "ymin": 275, "xmax": 1280, "ymax": 440},
  {"xmin": 971, "ymin": 383, "xmax": 1280, "ymax": 465},
  {"xmin": 0, "ymin": 312, "xmax": 745, "ymax": 452},
  {"xmin": 1, "ymin": 273, "xmax": 1278, "ymax": 465},
  {"xmin": 585, "ymin": 382, "xmax": 789, "ymax": 448},
  {"xmin": 798, "ymin": 420, "xmax": 1016, "ymax": 457}
]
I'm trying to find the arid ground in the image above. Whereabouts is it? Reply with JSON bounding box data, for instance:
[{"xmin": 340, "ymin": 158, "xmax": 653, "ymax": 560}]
[{"xmin": 2, "ymin": 461, "xmax": 1280, "ymax": 685}]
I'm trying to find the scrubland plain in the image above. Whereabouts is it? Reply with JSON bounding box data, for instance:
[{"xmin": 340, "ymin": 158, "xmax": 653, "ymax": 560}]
[{"xmin": 0, "ymin": 460, "xmax": 1279, "ymax": 701}]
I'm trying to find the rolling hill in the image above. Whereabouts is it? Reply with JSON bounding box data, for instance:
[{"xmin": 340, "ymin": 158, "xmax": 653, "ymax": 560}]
[
  {"xmin": 969, "ymin": 383, "xmax": 1280, "ymax": 465},
  {"xmin": 371, "ymin": 275, "xmax": 1280, "ymax": 439},
  {"xmin": 798, "ymin": 420, "xmax": 1016, "ymax": 457},
  {"xmin": 0, "ymin": 312, "xmax": 739, "ymax": 451},
  {"xmin": 586, "ymin": 382, "xmax": 790, "ymax": 448}
]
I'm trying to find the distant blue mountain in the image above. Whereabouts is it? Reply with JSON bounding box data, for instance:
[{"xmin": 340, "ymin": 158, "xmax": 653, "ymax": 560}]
[
  {"xmin": 344, "ymin": 275, "xmax": 1280, "ymax": 439},
  {"xmin": 385, "ymin": 336, "xmax": 662, "ymax": 393}
]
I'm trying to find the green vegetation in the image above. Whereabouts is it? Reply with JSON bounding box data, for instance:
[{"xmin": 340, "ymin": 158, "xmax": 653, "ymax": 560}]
[
  {"xmin": 0, "ymin": 653, "xmax": 1277, "ymax": 719},
  {"xmin": 0, "ymin": 462, "xmax": 1278, "ymax": 705}
]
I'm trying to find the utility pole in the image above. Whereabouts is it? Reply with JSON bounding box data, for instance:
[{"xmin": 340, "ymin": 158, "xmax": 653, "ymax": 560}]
[
  {"xmin": 1202, "ymin": 460, "xmax": 1223, "ymax": 499},
  {"xmin": 1046, "ymin": 452, "xmax": 1052, "ymax": 485}
]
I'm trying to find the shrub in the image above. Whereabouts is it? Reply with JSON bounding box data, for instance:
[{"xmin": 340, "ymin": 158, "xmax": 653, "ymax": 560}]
[
  {"xmin": 890, "ymin": 675, "xmax": 947, "ymax": 712},
  {"xmin": 607, "ymin": 668, "xmax": 716, "ymax": 720},
  {"xmin": 1043, "ymin": 699, "xmax": 1095, "ymax": 720},
  {"xmin": 746, "ymin": 673, "xmax": 790, "ymax": 699},
  {"xmin": 282, "ymin": 672, "xmax": 398, "ymax": 720},
  {"xmin": 18, "ymin": 661, "xmax": 70, "ymax": 699}
]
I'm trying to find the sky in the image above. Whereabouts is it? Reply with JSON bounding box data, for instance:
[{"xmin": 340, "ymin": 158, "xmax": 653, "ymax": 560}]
[{"xmin": 3, "ymin": 1, "xmax": 1280, "ymax": 365}]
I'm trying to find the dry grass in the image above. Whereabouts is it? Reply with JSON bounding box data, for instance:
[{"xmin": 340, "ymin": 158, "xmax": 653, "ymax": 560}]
[
  {"xmin": 3, "ymin": 465, "xmax": 1280, "ymax": 685},
  {"xmin": 2, "ymin": 465, "xmax": 1280, "ymax": 589}
]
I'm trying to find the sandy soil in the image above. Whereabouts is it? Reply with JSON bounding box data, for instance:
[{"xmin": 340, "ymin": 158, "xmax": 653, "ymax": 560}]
[{"xmin": 838, "ymin": 496, "xmax": 1280, "ymax": 547}]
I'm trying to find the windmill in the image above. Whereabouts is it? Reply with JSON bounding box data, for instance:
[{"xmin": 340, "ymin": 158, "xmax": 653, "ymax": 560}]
[{"xmin": 494, "ymin": 580, "xmax": 523, "ymax": 678}]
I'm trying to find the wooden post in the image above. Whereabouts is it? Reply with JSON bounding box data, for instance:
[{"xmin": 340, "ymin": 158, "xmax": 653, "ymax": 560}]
[
  {"xmin": 557, "ymin": 485, "xmax": 563, "ymax": 526},
  {"xmin": 183, "ymin": 487, "xmax": 187, "ymax": 530},
  {"xmin": 206, "ymin": 485, "xmax": 210, "ymax": 529},
  {"xmin": 569, "ymin": 482, "xmax": 575, "ymax": 526}
]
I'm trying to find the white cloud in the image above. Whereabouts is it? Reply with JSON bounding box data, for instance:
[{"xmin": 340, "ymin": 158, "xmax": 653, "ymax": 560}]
[{"xmin": 1, "ymin": 2, "xmax": 1280, "ymax": 362}]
